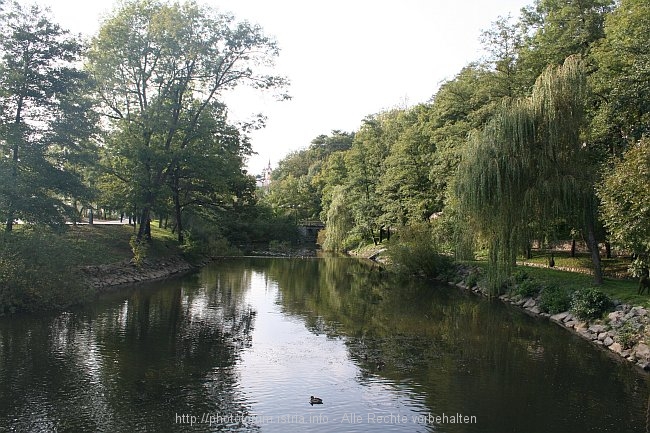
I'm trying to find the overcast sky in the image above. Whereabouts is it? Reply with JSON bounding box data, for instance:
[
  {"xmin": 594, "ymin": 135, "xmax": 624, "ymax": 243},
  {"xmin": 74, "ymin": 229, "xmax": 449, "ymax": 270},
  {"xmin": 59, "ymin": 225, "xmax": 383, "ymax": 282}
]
[{"xmin": 33, "ymin": 0, "xmax": 533, "ymax": 174}]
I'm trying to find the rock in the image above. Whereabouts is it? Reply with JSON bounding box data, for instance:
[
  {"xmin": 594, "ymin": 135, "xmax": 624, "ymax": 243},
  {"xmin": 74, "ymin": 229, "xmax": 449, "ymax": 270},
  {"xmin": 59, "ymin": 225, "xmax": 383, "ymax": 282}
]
[
  {"xmin": 603, "ymin": 336, "xmax": 614, "ymax": 346},
  {"xmin": 598, "ymin": 332, "xmax": 608, "ymax": 341},
  {"xmin": 529, "ymin": 306, "xmax": 541, "ymax": 315},
  {"xmin": 588, "ymin": 324, "xmax": 606, "ymax": 334},
  {"xmin": 551, "ymin": 312, "xmax": 569, "ymax": 322},
  {"xmin": 564, "ymin": 321, "xmax": 576, "ymax": 329},
  {"xmin": 523, "ymin": 298, "xmax": 536, "ymax": 308},
  {"xmin": 638, "ymin": 362, "xmax": 650, "ymax": 371},
  {"xmin": 609, "ymin": 342, "xmax": 623, "ymax": 354},
  {"xmin": 633, "ymin": 343, "xmax": 650, "ymax": 361},
  {"xmin": 574, "ymin": 322, "xmax": 588, "ymax": 331},
  {"xmin": 608, "ymin": 311, "xmax": 624, "ymax": 324},
  {"xmin": 562, "ymin": 314, "xmax": 574, "ymax": 323},
  {"xmin": 631, "ymin": 307, "xmax": 647, "ymax": 317}
]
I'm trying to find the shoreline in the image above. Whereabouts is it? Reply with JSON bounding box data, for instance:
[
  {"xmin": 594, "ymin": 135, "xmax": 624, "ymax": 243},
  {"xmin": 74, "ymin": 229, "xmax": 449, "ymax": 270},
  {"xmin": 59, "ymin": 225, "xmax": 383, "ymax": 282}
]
[
  {"xmin": 80, "ymin": 255, "xmax": 210, "ymax": 291},
  {"xmin": 351, "ymin": 244, "xmax": 650, "ymax": 373},
  {"xmin": 80, "ymin": 247, "xmax": 650, "ymax": 374},
  {"xmin": 449, "ymin": 269, "xmax": 650, "ymax": 373}
]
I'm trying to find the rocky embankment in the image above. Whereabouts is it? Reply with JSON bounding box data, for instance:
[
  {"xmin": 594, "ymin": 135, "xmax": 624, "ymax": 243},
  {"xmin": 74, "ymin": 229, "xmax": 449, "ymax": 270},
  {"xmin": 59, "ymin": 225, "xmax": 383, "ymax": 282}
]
[
  {"xmin": 453, "ymin": 278, "xmax": 650, "ymax": 371},
  {"xmin": 81, "ymin": 255, "xmax": 203, "ymax": 290}
]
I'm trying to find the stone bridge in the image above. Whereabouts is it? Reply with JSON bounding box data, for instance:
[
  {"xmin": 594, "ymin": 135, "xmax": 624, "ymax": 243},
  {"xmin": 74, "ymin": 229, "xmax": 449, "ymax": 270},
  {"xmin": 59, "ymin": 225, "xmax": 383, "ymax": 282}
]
[{"xmin": 298, "ymin": 220, "xmax": 325, "ymax": 244}]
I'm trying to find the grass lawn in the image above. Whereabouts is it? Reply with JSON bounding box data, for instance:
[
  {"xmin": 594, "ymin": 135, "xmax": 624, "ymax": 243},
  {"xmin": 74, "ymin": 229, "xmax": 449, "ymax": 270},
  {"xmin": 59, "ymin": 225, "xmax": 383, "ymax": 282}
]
[
  {"xmin": 43, "ymin": 224, "xmax": 183, "ymax": 266},
  {"xmin": 465, "ymin": 256, "xmax": 649, "ymax": 309}
]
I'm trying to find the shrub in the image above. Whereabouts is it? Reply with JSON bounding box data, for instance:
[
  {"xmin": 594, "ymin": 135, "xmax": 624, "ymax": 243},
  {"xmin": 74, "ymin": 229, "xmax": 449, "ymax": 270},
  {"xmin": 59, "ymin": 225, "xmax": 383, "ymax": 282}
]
[
  {"xmin": 464, "ymin": 269, "xmax": 482, "ymax": 288},
  {"xmin": 129, "ymin": 235, "xmax": 149, "ymax": 266},
  {"xmin": 539, "ymin": 285, "xmax": 572, "ymax": 314},
  {"xmin": 387, "ymin": 223, "xmax": 452, "ymax": 279},
  {"xmin": 616, "ymin": 321, "xmax": 639, "ymax": 349},
  {"xmin": 570, "ymin": 288, "xmax": 613, "ymax": 321},
  {"xmin": 511, "ymin": 279, "xmax": 541, "ymax": 298},
  {"xmin": 512, "ymin": 269, "xmax": 529, "ymax": 284}
]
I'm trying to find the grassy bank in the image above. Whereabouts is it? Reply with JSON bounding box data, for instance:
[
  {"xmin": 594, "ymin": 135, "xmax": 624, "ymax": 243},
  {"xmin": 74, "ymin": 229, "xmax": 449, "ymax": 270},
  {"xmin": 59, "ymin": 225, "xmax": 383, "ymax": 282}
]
[
  {"xmin": 0, "ymin": 224, "xmax": 183, "ymax": 314},
  {"xmin": 355, "ymin": 234, "xmax": 644, "ymax": 309}
]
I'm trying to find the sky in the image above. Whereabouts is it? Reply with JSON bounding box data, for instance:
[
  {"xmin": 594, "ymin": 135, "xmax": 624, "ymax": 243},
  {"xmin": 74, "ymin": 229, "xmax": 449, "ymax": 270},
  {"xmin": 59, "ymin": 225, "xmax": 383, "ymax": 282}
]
[{"xmin": 32, "ymin": 0, "xmax": 533, "ymax": 175}]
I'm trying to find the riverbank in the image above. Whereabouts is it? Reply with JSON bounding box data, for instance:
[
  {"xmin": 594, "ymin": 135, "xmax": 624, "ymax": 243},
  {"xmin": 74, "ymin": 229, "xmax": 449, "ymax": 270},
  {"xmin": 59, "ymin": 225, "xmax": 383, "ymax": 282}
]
[
  {"xmin": 0, "ymin": 224, "xmax": 205, "ymax": 314},
  {"xmin": 80, "ymin": 255, "xmax": 208, "ymax": 291},
  {"xmin": 451, "ymin": 270, "xmax": 650, "ymax": 371},
  {"xmin": 353, "ymin": 244, "xmax": 650, "ymax": 372}
]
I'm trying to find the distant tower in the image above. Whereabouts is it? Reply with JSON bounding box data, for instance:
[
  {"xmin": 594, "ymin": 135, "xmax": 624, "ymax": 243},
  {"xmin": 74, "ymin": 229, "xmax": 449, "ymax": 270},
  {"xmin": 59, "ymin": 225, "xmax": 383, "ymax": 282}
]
[{"xmin": 260, "ymin": 160, "xmax": 272, "ymax": 189}]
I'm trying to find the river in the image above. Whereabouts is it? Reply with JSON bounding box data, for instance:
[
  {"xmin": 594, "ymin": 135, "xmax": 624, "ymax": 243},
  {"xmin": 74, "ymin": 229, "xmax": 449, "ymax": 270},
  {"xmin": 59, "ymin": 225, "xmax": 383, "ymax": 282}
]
[{"xmin": 0, "ymin": 256, "xmax": 648, "ymax": 432}]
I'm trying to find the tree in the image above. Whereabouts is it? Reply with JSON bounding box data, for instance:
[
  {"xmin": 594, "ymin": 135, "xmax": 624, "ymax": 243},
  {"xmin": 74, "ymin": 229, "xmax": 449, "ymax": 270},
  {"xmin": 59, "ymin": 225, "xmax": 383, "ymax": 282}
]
[
  {"xmin": 455, "ymin": 56, "xmax": 602, "ymax": 292},
  {"xmin": 517, "ymin": 0, "xmax": 613, "ymax": 90},
  {"xmin": 88, "ymin": 0, "xmax": 288, "ymax": 241},
  {"xmin": 378, "ymin": 105, "xmax": 436, "ymax": 225},
  {"xmin": 480, "ymin": 14, "xmax": 524, "ymax": 98},
  {"xmin": 166, "ymin": 101, "xmax": 251, "ymax": 243},
  {"xmin": 0, "ymin": 2, "xmax": 93, "ymax": 231},
  {"xmin": 590, "ymin": 0, "xmax": 650, "ymax": 149},
  {"xmin": 597, "ymin": 138, "xmax": 650, "ymax": 270},
  {"xmin": 343, "ymin": 115, "xmax": 392, "ymax": 244}
]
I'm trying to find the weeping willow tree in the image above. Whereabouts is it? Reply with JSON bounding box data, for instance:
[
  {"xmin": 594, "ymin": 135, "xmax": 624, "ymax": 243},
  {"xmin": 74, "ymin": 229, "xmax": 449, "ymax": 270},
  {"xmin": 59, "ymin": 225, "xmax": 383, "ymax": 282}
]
[{"xmin": 455, "ymin": 55, "xmax": 601, "ymax": 293}]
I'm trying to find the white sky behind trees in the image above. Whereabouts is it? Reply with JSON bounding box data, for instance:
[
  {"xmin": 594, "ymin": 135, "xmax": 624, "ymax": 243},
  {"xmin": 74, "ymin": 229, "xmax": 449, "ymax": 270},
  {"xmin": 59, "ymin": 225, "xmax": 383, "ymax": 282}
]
[{"xmin": 33, "ymin": 0, "xmax": 533, "ymax": 175}]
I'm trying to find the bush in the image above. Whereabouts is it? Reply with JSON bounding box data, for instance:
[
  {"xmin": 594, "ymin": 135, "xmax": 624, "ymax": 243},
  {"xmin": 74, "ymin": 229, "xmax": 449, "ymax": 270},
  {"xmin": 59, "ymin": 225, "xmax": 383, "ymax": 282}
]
[
  {"xmin": 511, "ymin": 279, "xmax": 541, "ymax": 298},
  {"xmin": 387, "ymin": 223, "xmax": 452, "ymax": 279},
  {"xmin": 616, "ymin": 321, "xmax": 639, "ymax": 349},
  {"xmin": 539, "ymin": 285, "xmax": 572, "ymax": 314},
  {"xmin": 129, "ymin": 235, "xmax": 149, "ymax": 266},
  {"xmin": 570, "ymin": 288, "xmax": 613, "ymax": 321},
  {"xmin": 464, "ymin": 269, "xmax": 482, "ymax": 288}
]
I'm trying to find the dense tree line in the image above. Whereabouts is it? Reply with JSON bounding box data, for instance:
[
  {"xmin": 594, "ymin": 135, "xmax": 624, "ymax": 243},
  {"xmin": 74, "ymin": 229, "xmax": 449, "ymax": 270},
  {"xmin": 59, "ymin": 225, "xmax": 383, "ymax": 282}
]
[
  {"xmin": 265, "ymin": 0, "xmax": 650, "ymax": 291},
  {"xmin": 0, "ymin": 0, "xmax": 289, "ymax": 248},
  {"xmin": 1, "ymin": 0, "xmax": 648, "ymax": 291}
]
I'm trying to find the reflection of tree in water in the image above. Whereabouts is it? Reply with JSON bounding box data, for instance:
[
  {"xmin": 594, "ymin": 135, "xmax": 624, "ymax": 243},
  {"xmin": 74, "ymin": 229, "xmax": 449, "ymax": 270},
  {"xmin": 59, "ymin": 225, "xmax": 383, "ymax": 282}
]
[
  {"xmin": 0, "ymin": 272, "xmax": 260, "ymax": 432},
  {"xmin": 263, "ymin": 257, "xmax": 650, "ymax": 433}
]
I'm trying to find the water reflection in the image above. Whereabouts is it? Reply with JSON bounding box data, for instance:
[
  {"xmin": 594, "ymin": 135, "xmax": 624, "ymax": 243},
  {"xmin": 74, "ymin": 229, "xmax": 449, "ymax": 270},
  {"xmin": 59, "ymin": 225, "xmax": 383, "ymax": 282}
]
[
  {"xmin": 0, "ymin": 274, "xmax": 257, "ymax": 432},
  {"xmin": 0, "ymin": 256, "xmax": 648, "ymax": 433}
]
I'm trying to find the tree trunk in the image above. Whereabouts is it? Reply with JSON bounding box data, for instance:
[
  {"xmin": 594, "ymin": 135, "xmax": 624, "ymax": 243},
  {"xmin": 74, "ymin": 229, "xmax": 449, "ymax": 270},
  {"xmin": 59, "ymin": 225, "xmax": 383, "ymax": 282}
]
[
  {"xmin": 171, "ymin": 169, "xmax": 184, "ymax": 244},
  {"xmin": 605, "ymin": 241, "xmax": 612, "ymax": 259},
  {"xmin": 174, "ymin": 199, "xmax": 183, "ymax": 244},
  {"xmin": 6, "ymin": 96, "xmax": 24, "ymax": 233},
  {"xmin": 586, "ymin": 217, "xmax": 604, "ymax": 285},
  {"xmin": 570, "ymin": 239, "xmax": 576, "ymax": 257},
  {"xmin": 137, "ymin": 206, "xmax": 151, "ymax": 241}
]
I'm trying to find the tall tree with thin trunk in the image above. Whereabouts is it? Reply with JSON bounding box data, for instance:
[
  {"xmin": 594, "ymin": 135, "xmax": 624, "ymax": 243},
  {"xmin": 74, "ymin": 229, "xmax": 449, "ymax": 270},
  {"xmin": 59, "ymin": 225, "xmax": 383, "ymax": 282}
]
[
  {"xmin": 87, "ymin": 0, "xmax": 288, "ymax": 241},
  {"xmin": 0, "ymin": 2, "xmax": 92, "ymax": 231}
]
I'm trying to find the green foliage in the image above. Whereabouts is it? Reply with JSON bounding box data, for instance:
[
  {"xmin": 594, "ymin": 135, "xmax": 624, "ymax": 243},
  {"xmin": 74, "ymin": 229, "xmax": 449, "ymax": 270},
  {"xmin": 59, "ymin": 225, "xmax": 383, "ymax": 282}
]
[
  {"xmin": 455, "ymin": 56, "xmax": 599, "ymax": 293},
  {"xmin": 322, "ymin": 185, "xmax": 354, "ymax": 251},
  {"xmin": 598, "ymin": 138, "xmax": 650, "ymax": 268},
  {"xmin": 88, "ymin": 0, "xmax": 287, "ymax": 241},
  {"xmin": 463, "ymin": 268, "xmax": 483, "ymax": 288},
  {"xmin": 615, "ymin": 321, "xmax": 639, "ymax": 349},
  {"xmin": 129, "ymin": 235, "xmax": 149, "ymax": 267},
  {"xmin": 539, "ymin": 285, "xmax": 572, "ymax": 314},
  {"xmin": 512, "ymin": 279, "xmax": 542, "ymax": 299},
  {"xmin": 570, "ymin": 287, "xmax": 613, "ymax": 320},
  {"xmin": 386, "ymin": 223, "xmax": 452, "ymax": 279},
  {"xmin": 590, "ymin": 0, "xmax": 650, "ymax": 144},
  {"xmin": 0, "ymin": 3, "xmax": 94, "ymax": 231},
  {"xmin": 0, "ymin": 228, "xmax": 90, "ymax": 314}
]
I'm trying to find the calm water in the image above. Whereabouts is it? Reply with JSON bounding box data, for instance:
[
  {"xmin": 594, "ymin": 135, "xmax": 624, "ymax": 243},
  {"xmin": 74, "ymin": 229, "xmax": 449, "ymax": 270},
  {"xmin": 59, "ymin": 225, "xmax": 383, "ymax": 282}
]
[{"xmin": 0, "ymin": 257, "xmax": 649, "ymax": 432}]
